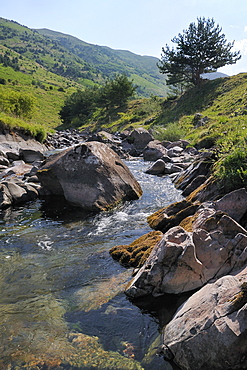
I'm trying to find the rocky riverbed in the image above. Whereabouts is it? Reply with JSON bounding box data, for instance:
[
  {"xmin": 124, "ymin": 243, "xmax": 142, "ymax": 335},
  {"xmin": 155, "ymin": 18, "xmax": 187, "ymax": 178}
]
[{"xmin": 0, "ymin": 126, "xmax": 246, "ymax": 370}]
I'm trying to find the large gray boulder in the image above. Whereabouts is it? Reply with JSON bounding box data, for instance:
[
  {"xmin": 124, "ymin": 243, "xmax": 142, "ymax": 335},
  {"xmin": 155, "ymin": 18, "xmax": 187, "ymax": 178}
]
[
  {"xmin": 37, "ymin": 141, "xmax": 142, "ymax": 212},
  {"xmin": 160, "ymin": 266, "xmax": 247, "ymax": 370},
  {"xmin": 125, "ymin": 190, "xmax": 247, "ymax": 298}
]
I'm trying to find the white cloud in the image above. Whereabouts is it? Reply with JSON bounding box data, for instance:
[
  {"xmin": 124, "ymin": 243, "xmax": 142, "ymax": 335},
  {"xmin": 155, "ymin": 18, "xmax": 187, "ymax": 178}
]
[{"xmin": 234, "ymin": 39, "xmax": 247, "ymax": 55}]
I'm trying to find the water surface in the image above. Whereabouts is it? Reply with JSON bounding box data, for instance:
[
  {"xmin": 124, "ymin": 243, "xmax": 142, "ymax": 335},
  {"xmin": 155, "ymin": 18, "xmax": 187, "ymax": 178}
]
[{"xmin": 0, "ymin": 159, "xmax": 183, "ymax": 369}]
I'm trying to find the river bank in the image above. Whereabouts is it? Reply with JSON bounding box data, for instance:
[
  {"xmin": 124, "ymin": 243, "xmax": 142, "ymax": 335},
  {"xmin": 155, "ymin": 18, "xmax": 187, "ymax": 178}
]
[{"xmin": 0, "ymin": 127, "xmax": 246, "ymax": 369}]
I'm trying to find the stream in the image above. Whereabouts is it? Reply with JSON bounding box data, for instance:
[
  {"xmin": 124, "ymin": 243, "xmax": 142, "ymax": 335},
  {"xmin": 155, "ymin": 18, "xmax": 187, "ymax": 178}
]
[{"xmin": 0, "ymin": 159, "xmax": 184, "ymax": 369}]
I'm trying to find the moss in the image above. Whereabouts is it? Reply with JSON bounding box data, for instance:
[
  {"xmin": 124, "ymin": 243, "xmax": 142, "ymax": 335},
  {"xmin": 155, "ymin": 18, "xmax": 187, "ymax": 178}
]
[
  {"xmin": 147, "ymin": 200, "xmax": 198, "ymax": 233},
  {"xmin": 147, "ymin": 207, "xmax": 167, "ymax": 229},
  {"xmin": 229, "ymin": 282, "xmax": 247, "ymax": 311},
  {"xmin": 179, "ymin": 214, "xmax": 197, "ymax": 232},
  {"xmin": 109, "ymin": 231, "xmax": 163, "ymax": 268}
]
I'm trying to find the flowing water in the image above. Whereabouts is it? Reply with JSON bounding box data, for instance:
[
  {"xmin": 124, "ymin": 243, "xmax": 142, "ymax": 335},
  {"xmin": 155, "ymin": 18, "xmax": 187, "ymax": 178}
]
[{"xmin": 0, "ymin": 159, "xmax": 184, "ymax": 370}]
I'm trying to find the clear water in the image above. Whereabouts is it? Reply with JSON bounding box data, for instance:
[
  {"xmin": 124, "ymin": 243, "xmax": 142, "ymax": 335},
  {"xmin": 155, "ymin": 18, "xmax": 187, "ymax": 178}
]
[{"xmin": 0, "ymin": 159, "xmax": 183, "ymax": 370}]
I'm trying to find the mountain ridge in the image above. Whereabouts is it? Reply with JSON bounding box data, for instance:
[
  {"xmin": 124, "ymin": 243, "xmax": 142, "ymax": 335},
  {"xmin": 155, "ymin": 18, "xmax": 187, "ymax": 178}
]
[
  {"xmin": 34, "ymin": 27, "xmax": 168, "ymax": 97},
  {"xmin": 0, "ymin": 17, "xmax": 168, "ymax": 97}
]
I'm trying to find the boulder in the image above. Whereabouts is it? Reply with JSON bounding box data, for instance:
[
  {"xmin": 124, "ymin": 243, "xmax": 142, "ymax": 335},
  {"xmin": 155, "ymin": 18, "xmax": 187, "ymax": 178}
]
[
  {"xmin": 214, "ymin": 187, "xmax": 247, "ymax": 222},
  {"xmin": 160, "ymin": 266, "xmax": 247, "ymax": 370},
  {"xmin": 109, "ymin": 230, "xmax": 163, "ymax": 268},
  {"xmin": 164, "ymin": 163, "xmax": 184, "ymax": 175},
  {"xmin": 145, "ymin": 159, "xmax": 166, "ymax": 175},
  {"xmin": 20, "ymin": 148, "xmax": 44, "ymax": 163},
  {"xmin": 143, "ymin": 140, "xmax": 168, "ymax": 161},
  {"xmin": 147, "ymin": 199, "xmax": 199, "ymax": 233},
  {"xmin": 37, "ymin": 142, "xmax": 142, "ymax": 212},
  {"xmin": 127, "ymin": 128, "xmax": 153, "ymax": 151},
  {"xmin": 125, "ymin": 226, "xmax": 205, "ymax": 298},
  {"xmin": 1, "ymin": 160, "xmax": 33, "ymax": 178},
  {"xmin": 126, "ymin": 192, "xmax": 247, "ymax": 298},
  {"xmin": 0, "ymin": 183, "xmax": 12, "ymax": 209},
  {"xmin": 173, "ymin": 152, "xmax": 213, "ymax": 191},
  {"xmin": 181, "ymin": 174, "xmax": 207, "ymax": 197},
  {"xmin": 167, "ymin": 146, "xmax": 183, "ymax": 158},
  {"xmin": 1, "ymin": 178, "xmax": 39, "ymax": 205},
  {"xmin": 0, "ymin": 155, "xmax": 9, "ymax": 166}
]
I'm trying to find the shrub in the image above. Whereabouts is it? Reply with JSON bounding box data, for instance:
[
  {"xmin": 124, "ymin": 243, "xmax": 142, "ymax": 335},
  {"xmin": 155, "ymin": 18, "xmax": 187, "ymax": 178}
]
[
  {"xmin": 214, "ymin": 148, "xmax": 247, "ymax": 192},
  {"xmin": 154, "ymin": 122, "xmax": 186, "ymax": 142}
]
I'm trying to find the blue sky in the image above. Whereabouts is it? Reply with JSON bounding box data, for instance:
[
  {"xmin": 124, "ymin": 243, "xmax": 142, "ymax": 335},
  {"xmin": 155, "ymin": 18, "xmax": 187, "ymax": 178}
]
[{"xmin": 1, "ymin": 0, "xmax": 247, "ymax": 75}]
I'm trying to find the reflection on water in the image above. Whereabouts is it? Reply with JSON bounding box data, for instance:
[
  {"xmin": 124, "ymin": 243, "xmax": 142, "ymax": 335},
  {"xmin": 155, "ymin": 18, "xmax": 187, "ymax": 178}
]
[{"xmin": 0, "ymin": 160, "xmax": 183, "ymax": 369}]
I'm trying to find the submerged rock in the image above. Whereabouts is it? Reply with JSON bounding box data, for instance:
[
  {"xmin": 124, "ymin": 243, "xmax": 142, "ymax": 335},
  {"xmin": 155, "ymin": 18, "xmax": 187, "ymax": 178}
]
[{"xmin": 37, "ymin": 141, "xmax": 142, "ymax": 212}]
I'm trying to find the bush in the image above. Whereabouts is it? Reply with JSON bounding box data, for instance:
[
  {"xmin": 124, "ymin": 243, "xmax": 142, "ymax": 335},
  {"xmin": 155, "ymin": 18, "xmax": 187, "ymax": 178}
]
[
  {"xmin": 154, "ymin": 122, "xmax": 186, "ymax": 142},
  {"xmin": 214, "ymin": 148, "xmax": 247, "ymax": 192},
  {"xmin": 0, "ymin": 90, "xmax": 36, "ymax": 118}
]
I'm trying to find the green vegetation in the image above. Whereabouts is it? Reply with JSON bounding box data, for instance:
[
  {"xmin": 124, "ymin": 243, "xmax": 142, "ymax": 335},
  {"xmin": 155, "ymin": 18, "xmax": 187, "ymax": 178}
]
[
  {"xmin": 35, "ymin": 28, "xmax": 168, "ymax": 97},
  {"xmin": 151, "ymin": 73, "xmax": 247, "ymax": 191},
  {"xmin": 158, "ymin": 17, "xmax": 240, "ymax": 87},
  {"xmin": 60, "ymin": 74, "xmax": 137, "ymax": 127},
  {"xmin": 0, "ymin": 15, "xmax": 247, "ymax": 193}
]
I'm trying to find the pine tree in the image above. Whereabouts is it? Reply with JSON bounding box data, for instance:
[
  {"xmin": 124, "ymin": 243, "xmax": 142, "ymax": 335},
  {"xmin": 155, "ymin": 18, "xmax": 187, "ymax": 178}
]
[{"xmin": 158, "ymin": 17, "xmax": 241, "ymax": 87}]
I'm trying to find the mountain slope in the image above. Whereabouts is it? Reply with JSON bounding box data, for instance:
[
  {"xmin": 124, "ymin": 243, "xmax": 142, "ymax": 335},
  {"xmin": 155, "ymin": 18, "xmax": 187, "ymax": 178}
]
[
  {"xmin": 0, "ymin": 17, "xmax": 168, "ymax": 97},
  {"xmin": 34, "ymin": 28, "xmax": 168, "ymax": 97}
]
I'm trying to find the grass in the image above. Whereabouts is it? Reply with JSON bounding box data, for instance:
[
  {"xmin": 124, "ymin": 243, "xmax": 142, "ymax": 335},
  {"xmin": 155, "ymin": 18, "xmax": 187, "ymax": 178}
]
[{"xmin": 150, "ymin": 73, "xmax": 247, "ymax": 190}]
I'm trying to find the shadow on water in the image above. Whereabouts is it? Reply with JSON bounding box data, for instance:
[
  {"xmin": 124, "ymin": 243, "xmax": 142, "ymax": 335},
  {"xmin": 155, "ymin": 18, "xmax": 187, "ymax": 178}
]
[
  {"xmin": 0, "ymin": 160, "xmax": 186, "ymax": 369},
  {"xmin": 39, "ymin": 194, "xmax": 97, "ymax": 222}
]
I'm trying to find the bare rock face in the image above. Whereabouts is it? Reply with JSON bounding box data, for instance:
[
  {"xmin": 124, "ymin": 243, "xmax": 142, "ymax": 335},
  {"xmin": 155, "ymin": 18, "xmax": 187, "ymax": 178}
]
[
  {"xmin": 37, "ymin": 142, "xmax": 142, "ymax": 212},
  {"xmin": 160, "ymin": 266, "xmax": 247, "ymax": 370},
  {"xmin": 125, "ymin": 190, "xmax": 247, "ymax": 298}
]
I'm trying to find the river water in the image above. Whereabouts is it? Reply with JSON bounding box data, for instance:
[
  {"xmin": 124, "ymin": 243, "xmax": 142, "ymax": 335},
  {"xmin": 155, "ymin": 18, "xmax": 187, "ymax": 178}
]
[{"xmin": 0, "ymin": 159, "xmax": 184, "ymax": 370}]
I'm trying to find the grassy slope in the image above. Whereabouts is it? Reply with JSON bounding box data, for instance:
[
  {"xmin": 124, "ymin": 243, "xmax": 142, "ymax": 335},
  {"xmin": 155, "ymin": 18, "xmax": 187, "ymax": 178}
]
[
  {"xmin": 153, "ymin": 73, "xmax": 247, "ymax": 150},
  {"xmin": 152, "ymin": 73, "xmax": 247, "ymax": 191},
  {"xmin": 0, "ymin": 44, "xmax": 81, "ymax": 137},
  {"xmin": 34, "ymin": 28, "xmax": 168, "ymax": 97}
]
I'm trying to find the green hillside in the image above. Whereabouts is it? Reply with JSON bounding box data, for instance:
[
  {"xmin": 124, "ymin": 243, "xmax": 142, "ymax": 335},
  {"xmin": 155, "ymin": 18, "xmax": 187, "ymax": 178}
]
[
  {"xmin": 34, "ymin": 28, "xmax": 168, "ymax": 97},
  {"xmin": 0, "ymin": 17, "xmax": 168, "ymax": 98},
  {"xmin": 0, "ymin": 17, "xmax": 100, "ymax": 85},
  {"xmin": 152, "ymin": 73, "xmax": 247, "ymax": 191},
  {"xmin": 35, "ymin": 29, "xmax": 167, "ymax": 97}
]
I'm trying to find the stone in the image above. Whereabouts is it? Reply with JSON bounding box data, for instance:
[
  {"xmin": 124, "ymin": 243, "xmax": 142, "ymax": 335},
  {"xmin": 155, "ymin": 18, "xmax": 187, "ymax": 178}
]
[
  {"xmin": 37, "ymin": 141, "xmax": 142, "ymax": 212},
  {"xmin": 126, "ymin": 203, "xmax": 247, "ymax": 298},
  {"xmin": 145, "ymin": 159, "xmax": 166, "ymax": 175},
  {"xmin": 109, "ymin": 230, "xmax": 163, "ymax": 268},
  {"xmin": 167, "ymin": 146, "xmax": 183, "ymax": 158},
  {"xmin": 160, "ymin": 266, "xmax": 247, "ymax": 370},
  {"xmin": 147, "ymin": 199, "xmax": 199, "ymax": 233},
  {"xmin": 125, "ymin": 226, "xmax": 205, "ymax": 297},
  {"xmin": 0, "ymin": 155, "xmax": 9, "ymax": 166},
  {"xmin": 181, "ymin": 174, "xmax": 207, "ymax": 197},
  {"xmin": 174, "ymin": 153, "xmax": 213, "ymax": 191},
  {"xmin": 2, "ymin": 178, "xmax": 38, "ymax": 205},
  {"xmin": 20, "ymin": 148, "xmax": 44, "ymax": 163},
  {"xmin": 127, "ymin": 128, "xmax": 153, "ymax": 151},
  {"xmin": 214, "ymin": 187, "xmax": 247, "ymax": 222},
  {"xmin": 143, "ymin": 140, "xmax": 168, "ymax": 161},
  {"xmin": 164, "ymin": 163, "xmax": 184, "ymax": 175},
  {"xmin": 0, "ymin": 183, "xmax": 12, "ymax": 209},
  {"xmin": 1, "ymin": 160, "xmax": 33, "ymax": 178}
]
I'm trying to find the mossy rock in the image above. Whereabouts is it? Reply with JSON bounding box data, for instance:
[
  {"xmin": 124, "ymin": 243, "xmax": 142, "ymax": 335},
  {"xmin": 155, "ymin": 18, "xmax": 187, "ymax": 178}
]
[
  {"xmin": 229, "ymin": 282, "xmax": 247, "ymax": 311},
  {"xmin": 110, "ymin": 230, "xmax": 163, "ymax": 268},
  {"xmin": 147, "ymin": 199, "xmax": 198, "ymax": 233}
]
